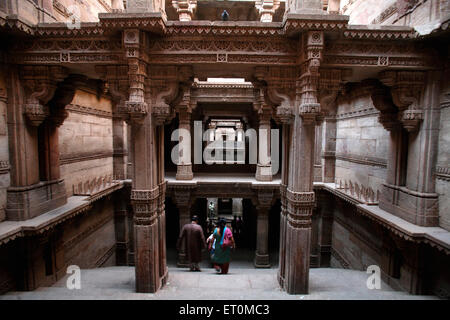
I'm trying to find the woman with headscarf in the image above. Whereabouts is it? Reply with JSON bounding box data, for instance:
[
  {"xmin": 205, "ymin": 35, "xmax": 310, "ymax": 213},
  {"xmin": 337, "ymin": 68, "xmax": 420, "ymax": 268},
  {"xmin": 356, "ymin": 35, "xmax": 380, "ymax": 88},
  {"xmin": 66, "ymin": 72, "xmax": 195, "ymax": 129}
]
[{"xmin": 211, "ymin": 218, "xmax": 235, "ymax": 274}]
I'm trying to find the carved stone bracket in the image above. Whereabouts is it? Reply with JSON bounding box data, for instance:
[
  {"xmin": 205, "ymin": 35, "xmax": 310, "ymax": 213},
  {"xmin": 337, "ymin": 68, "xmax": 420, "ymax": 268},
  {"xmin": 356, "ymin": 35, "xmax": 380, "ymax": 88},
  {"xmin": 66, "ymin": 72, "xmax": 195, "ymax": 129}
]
[
  {"xmin": 20, "ymin": 66, "xmax": 68, "ymax": 126},
  {"xmin": 255, "ymin": 67, "xmax": 297, "ymax": 124},
  {"xmin": 378, "ymin": 70, "xmax": 426, "ymax": 132},
  {"xmin": 148, "ymin": 66, "xmax": 193, "ymax": 125},
  {"xmin": 318, "ymin": 68, "xmax": 351, "ymax": 116},
  {"xmin": 95, "ymin": 65, "xmax": 129, "ymax": 119}
]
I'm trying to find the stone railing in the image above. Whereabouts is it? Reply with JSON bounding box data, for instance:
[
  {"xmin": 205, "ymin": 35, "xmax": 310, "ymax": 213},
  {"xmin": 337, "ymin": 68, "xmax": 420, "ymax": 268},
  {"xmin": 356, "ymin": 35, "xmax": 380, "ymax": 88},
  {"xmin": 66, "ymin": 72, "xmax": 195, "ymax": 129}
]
[
  {"xmin": 335, "ymin": 179, "xmax": 380, "ymax": 205},
  {"xmin": 72, "ymin": 174, "xmax": 118, "ymax": 196}
]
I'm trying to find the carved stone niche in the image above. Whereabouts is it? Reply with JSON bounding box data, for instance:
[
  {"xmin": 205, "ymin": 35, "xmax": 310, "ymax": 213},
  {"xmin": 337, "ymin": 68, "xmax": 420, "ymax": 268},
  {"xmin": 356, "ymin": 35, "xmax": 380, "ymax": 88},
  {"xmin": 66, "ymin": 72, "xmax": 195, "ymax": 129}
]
[{"xmin": 378, "ymin": 71, "xmax": 425, "ymax": 132}]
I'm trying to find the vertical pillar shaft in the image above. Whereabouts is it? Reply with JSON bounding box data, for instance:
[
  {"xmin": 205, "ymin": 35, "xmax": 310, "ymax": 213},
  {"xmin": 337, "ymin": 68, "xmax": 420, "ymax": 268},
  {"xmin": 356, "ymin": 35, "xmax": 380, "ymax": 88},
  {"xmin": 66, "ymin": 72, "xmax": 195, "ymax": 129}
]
[
  {"xmin": 255, "ymin": 206, "xmax": 271, "ymax": 268},
  {"xmin": 114, "ymin": 190, "xmax": 130, "ymax": 265},
  {"xmin": 278, "ymin": 123, "xmax": 290, "ymax": 287},
  {"xmin": 157, "ymin": 126, "xmax": 168, "ymax": 286},
  {"xmin": 321, "ymin": 117, "xmax": 336, "ymax": 183},
  {"xmin": 176, "ymin": 110, "xmax": 193, "ymax": 180},
  {"xmin": 256, "ymin": 115, "xmax": 273, "ymax": 181},
  {"xmin": 113, "ymin": 117, "xmax": 128, "ymax": 180},
  {"xmin": 131, "ymin": 114, "xmax": 161, "ymax": 293}
]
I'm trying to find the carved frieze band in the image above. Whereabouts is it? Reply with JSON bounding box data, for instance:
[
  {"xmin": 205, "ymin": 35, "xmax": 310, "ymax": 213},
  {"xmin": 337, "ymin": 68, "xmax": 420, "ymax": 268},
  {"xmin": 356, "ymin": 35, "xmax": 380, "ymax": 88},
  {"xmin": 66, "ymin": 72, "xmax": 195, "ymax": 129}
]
[{"xmin": 131, "ymin": 187, "xmax": 161, "ymax": 225}]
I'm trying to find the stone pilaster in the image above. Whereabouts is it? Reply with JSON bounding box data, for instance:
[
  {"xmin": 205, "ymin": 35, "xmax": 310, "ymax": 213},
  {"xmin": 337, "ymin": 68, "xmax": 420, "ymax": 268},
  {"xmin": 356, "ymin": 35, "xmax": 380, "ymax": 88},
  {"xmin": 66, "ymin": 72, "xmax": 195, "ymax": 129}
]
[{"xmin": 254, "ymin": 190, "xmax": 274, "ymax": 268}]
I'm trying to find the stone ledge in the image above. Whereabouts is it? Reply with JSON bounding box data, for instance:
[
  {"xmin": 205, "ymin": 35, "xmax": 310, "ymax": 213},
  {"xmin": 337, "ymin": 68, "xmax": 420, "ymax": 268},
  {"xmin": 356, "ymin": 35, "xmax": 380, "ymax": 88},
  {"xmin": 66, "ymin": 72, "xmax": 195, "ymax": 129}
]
[
  {"xmin": 316, "ymin": 182, "xmax": 450, "ymax": 255},
  {"xmin": 0, "ymin": 181, "xmax": 126, "ymax": 245}
]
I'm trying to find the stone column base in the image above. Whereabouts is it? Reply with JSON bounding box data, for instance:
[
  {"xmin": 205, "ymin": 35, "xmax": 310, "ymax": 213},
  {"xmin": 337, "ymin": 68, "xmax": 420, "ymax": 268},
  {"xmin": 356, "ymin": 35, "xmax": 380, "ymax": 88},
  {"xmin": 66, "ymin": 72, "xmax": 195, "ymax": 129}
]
[
  {"xmin": 6, "ymin": 179, "xmax": 67, "ymax": 221},
  {"xmin": 256, "ymin": 164, "xmax": 273, "ymax": 181},
  {"xmin": 379, "ymin": 184, "xmax": 439, "ymax": 227},
  {"xmin": 254, "ymin": 252, "xmax": 271, "ymax": 268}
]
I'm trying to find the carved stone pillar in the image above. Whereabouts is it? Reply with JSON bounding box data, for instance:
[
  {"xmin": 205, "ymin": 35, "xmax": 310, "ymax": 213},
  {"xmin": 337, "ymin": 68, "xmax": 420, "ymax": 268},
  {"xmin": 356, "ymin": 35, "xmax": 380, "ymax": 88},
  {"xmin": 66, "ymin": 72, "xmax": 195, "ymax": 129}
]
[
  {"xmin": 285, "ymin": 0, "xmax": 324, "ymax": 14},
  {"xmin": 127, "ymin": 0, "xmax": 165, "ymax": 13},
  {"xmin": 284, "ymin": 31, "xmax": 323, "ymax": 294},
  {"xmin": 255, "ymin": 0, "xmax": 281, "ymax": 22},
  {"xmin": 131, "ymin": 187, "xmax": 160, "ymax": 293},
  {"xmin": 175, "ymin": 107, "xmax": 193, "ymax": 180},
  {"xmin": 173, "ymin": 188, "xmax": 193, "ymax": 267},
  {"xmin": 327, "ymin": 0, "xmax": 340, "ymax": 13},
  {"xmin": 172, "ymin": 0, "xmax": 197, "ymax": 21},
  {"xmin": 254, "ymin": 190, "xmax": 273, "ymax": 268},
  {"xmin": 255, "ymin": 112, "xmax": 273, "ymax": 182}
]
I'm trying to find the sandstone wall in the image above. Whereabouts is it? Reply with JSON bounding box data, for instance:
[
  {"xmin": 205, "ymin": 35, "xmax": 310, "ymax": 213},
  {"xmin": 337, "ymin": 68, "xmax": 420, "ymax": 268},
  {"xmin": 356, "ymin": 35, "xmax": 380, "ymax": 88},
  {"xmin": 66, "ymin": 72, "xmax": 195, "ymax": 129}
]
[
  {"xmin": 0, "ymin": 72, "xmax": 9, "ymax": 222},
  {"xmin": 436, "ymin": 72, "xmax": 450, "ymax": 231},
  {"xmin": 334, "ymin": 92, "xmax": 389, "ymax": 196},
  {"xmin": 62, "ymin": 200, "xmax": 116, "ymax": 269},
  {"xmin": 0, "ymin": 0, "xmax": 114, "ymax": 25},
  {"xmin": 341, "ymin": 0, "xmax": 450, "ymax": 31},
  {"xmin": 330, "ymin": 198, "xmax": 450, "ymax": 297},
  {"xmin": 59, "ymin": 89, "xmax": 114, "ymax": 196}
]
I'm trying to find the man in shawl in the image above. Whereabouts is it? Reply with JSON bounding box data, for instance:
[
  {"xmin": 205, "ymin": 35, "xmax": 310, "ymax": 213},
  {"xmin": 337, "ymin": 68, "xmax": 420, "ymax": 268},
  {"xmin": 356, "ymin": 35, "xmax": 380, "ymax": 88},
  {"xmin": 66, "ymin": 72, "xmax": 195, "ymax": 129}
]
[{"xmin": 177, "ymin": 215, "xmax": 206, "ymax": 271}]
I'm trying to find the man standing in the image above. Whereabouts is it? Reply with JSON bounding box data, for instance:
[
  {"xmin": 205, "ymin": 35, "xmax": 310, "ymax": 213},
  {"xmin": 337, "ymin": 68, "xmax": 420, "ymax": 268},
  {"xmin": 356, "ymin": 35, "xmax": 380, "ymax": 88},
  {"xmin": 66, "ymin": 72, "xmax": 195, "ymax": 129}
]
[{"xmin": 177, "ymin": 215, "xmax": 206, "ymax": 271}]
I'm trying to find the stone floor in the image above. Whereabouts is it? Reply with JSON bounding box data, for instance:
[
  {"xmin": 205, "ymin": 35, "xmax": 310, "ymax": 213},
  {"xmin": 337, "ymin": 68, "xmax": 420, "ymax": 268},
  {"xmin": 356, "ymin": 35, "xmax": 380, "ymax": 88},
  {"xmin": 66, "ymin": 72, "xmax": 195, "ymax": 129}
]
[{"xmin": 0, "ymin": 255, "xmax": 439, "ymax": 300}]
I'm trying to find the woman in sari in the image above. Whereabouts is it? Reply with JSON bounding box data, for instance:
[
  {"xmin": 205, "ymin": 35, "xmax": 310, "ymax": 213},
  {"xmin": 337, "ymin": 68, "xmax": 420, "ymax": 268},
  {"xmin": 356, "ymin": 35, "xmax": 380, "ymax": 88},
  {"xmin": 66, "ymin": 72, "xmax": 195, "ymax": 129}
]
[{"xmin": 211, "ymin": 218, "xmax": 235, "ymax": 274}]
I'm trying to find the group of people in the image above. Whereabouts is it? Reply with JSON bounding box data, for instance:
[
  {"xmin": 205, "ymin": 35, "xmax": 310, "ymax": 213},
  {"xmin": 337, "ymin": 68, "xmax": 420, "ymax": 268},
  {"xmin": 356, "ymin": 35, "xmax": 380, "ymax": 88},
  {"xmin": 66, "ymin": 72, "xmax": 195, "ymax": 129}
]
[{"xmin": 177, "ymin": 215, "xmax": 235, "ymax": 274}]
